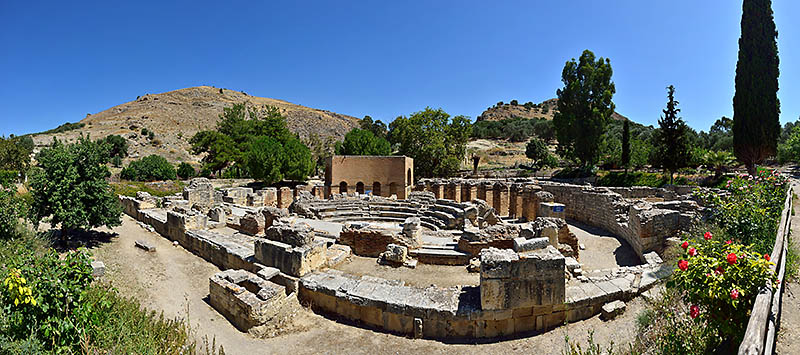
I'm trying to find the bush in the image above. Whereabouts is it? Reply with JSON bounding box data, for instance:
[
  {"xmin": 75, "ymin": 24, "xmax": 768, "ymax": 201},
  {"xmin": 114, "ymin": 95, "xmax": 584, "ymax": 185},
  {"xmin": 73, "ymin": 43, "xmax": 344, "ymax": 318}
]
[
  {"xmin": 99, "ymin": 134, "xmax": 128, "ymax": 159},
  {"xmin": 121, "ymin": 155, "xmax": 177, "ymax": 181},
  {"xmin": 33, "ymin": 122, "xmax": 85, "ymax": 136},
  {"xmin": 669, "ymin": 233, "xmax": 775, "ymax": 345},
  {"xmin": 176, "ymin": 162, "xmax": 196, "ymax": 179},
  {"xmin": 695, "ymin": 170, "xmax": 788, "ymax": 253},
  {"xmin": 0, "ymin": 185, "xmax": 26, "ymax": 239}
]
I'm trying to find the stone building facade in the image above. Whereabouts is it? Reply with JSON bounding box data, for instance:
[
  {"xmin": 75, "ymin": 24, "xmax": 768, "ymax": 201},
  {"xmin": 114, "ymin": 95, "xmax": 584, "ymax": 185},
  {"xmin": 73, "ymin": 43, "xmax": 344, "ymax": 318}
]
[{"xmin": 325, "ymin": 155, "xmax": 414, "ymax": 199}]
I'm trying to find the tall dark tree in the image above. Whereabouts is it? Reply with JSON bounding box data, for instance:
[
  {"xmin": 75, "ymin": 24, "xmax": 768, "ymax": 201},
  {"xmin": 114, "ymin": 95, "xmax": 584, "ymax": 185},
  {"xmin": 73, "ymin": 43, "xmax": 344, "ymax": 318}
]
[
  {"xmin": 553, "ymin": 50, "xmax": 616, "ymax": 167},
  {"xmin": 654, "ymin": 85, "xmax": 691, "ymax": 184},
  {"xmin": 733, "ymin": 0, "xmax": 780, "ymax": 175},
  {"xmin": 621, "ymin": 119, "xmax": 631, "ymax": 173}
]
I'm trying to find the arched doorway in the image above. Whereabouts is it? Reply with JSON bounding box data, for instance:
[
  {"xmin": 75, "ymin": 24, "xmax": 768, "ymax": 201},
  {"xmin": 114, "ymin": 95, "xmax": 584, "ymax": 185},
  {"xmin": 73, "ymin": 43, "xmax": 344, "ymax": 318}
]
[
  {"xmin": 339, "ymin": 181, "xmax": 348, "ymax": 194},
  {"xmin": 389, "ymin": 182, "xmax": 397, "ymax": 197},
  {"xmin": 356, "ymin": 182, "xmax": 365, "ymax": 194},
  {"xmin": 372, "ymin": 182, "xmax": 382, "ymax": 196},
  {"xmin": 407, "ymin": 168, "xmax": 412, "ymax": 185}
]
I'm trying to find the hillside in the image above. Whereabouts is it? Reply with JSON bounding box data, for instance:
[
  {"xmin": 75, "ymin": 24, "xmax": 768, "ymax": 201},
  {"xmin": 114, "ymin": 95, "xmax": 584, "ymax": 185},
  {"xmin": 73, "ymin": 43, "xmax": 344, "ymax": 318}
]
[
  {"xmin": 31, "ymin": 86, "xmax": 360, "ymax": 164},
  {"xmin": 477, "ymin": 98, "xmax": 628, "ymax": 122}
]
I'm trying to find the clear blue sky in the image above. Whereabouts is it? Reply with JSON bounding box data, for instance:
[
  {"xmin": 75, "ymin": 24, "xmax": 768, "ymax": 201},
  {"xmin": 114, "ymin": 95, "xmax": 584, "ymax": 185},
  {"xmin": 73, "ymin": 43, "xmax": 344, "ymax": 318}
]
[{"xmin": 1, "ymin": 0, "xmax": 798, "ymax": 136}]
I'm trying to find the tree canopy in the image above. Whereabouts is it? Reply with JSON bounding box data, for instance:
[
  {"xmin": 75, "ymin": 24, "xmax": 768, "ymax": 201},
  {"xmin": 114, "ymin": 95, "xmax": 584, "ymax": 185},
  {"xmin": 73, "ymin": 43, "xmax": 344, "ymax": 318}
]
[
  {"xmin": 733, "ymin": 0, "xmax": 780, "ymax": 175},
  {"xmin": 388, "ymin": 108, "xmax": 472, "ymax": 178},
  {"xmin": 29, "ymin": 137, "xmax": 121, "ymax": 233},
  {"xmin": 553, "ymin": 49, "xmax": 616, "ymax": 167},
  {"xmin": 336, "ymin": 128, "xmax": 391, "ymax": 156},
  {"xmin": 121, "ymin": 155, "xmax": 177, "ymax": 181}
]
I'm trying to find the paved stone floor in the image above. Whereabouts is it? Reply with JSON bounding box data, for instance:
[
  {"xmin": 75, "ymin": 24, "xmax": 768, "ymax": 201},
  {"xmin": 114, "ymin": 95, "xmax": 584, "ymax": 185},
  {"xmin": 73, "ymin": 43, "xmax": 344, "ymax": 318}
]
[{"xmin": 333, "ymin": 254, "xmax": 479, "ymax": 288}]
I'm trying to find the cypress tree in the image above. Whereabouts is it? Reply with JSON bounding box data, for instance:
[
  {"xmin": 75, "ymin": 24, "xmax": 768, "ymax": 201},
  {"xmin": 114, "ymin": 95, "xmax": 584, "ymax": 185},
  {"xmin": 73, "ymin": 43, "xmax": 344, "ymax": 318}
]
[
  {"xmin": 621, "ymin": 119, "xmax": 631, "ymax": 172},
  {"xmin": 656, "ymin": 85, "xmax": 691, "ymax": 184},
  {"xmin": 733, "ymin": 0, "xmax": 780, "ymax": 175}
]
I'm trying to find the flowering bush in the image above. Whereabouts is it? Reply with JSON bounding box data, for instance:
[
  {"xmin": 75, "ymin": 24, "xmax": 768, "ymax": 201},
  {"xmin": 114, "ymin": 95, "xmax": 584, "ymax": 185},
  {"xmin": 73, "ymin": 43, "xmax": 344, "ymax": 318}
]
[
  {"xmin": 694, "ymin": 169, "xmax": 788, "ymax": 253},
  {"xmin": 669, "ymin": 233, "xmax": 776, "ymax": 343}
]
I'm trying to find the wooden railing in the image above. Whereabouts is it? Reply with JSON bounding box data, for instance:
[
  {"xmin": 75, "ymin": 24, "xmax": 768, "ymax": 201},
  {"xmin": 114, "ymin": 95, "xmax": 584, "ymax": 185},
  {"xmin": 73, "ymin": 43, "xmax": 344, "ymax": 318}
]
[{"xmin": 739, "ymin": 187, "xmax": 793, "ymax": 354}]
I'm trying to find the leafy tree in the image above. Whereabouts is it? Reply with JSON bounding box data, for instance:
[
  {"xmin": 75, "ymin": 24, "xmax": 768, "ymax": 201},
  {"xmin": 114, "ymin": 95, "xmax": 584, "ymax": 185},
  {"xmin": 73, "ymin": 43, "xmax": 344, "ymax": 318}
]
[
  {"xmin": 525, "ymin": 137, "xmax": 557, "ymax": 172},
  {"xmin": 777, "ymin": 125, "xmax": 800, "ymax": 163},
  {"xmin": 282, "ymin": 136, "xmax": 315, "ymax": 181},
  {"xmin": 733, "ymin": 0, "xmax": 780, "ymax": 175},
  {"xmin": 510, "ymin": 100, "xmax": 519, "ymax": 106},
  {"xmin": 176, "ymin": 162, "xmax": 196, "ymax": 179},
  {"xmin": 111, "ymin": 155, "xmax": 122, "ymax": 168},
  {"xmin": 0, "ymin": 183, "xmax": 27, "ymax": 238},
  {"xmin": 335, "ymin": 128, "xmax": 391, "ymax": 155},
  {"xmin": 100, "ymin": 134, "xmax": 128, "ymax": 159},
  {"xmin": 630, "ymin": 139, "xmax": 652, "ymax": 169},
  {"xmin": 305, "ymin": 133, "xmax": 336, "ymax": 176},
  {"xmin": 29, "ymin": 137, "xmax": 121, "ymax": 233},
  {"xmin": 189, "ymin": 131, "xmax": 240, "ymax": 176},
  {"xmin": 533, "ymin": 119, "xmax": 555, "ymax": 141},
  {"xmin": 389, "ymin": 108, "xmax": 472, "ymax": 178},
  {"xmin": 121, "ymin": 155, "xmax": 177, "ymax": 181},
  {"xmin": 0, "ymin": 136, "xmax": 33, "ymax": 178},
  {"xmin": 553, "ymin": 49, "xmax": 616, "ymax": 167},
  {"xmin": 653, "ymin": 85, "xmax": 692, "ymax": 183},
  {"xmin": 245, "ymin": 136, "xmax": 285, "ymax": 184},
  {"xmin": 360, "ymin": 116, "xmax": 388, "ymax": 140},
  {"xmin": 621, "ymin": 119, "xmax": 631, "ymax": 171}
]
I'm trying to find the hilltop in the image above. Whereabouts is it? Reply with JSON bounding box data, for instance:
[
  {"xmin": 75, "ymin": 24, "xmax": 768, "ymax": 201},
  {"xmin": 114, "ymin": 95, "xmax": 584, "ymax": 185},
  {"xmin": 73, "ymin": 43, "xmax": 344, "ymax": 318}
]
[
  {"xmin": 30, "ymin": 86, "xmax": 360, "ymax": 164},
  {"xmin": 477, "ymin": 98, "xmax": 628, "ymax": 122}
]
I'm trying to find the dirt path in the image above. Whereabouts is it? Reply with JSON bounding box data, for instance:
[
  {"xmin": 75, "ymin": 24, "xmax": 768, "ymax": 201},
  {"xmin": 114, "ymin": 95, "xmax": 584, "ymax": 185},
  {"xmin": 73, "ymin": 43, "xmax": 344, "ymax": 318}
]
[
  {"xmin": 92, "ymin": 215, "xmax": 648, "ymax": 354},
  {"xmin": 776, "ymin": 180, "xmax": 800, "ymax": 354}
]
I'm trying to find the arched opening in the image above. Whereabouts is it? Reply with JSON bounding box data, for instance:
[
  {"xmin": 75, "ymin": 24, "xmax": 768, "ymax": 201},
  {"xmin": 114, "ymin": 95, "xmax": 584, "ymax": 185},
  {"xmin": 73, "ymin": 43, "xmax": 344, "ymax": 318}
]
[
  {"xmin": 356, "ymin": 182, "xmax": 365, "ymax": 194},
  {"xmin": 339, "ymin": 181, "xmax": 348, "ymax": 194},
  {"xmin": 389, "ymin": 182, "xmax": 397, "ymax": 197},
  {"xmin": 372, "ymin": 182, "xmax": 382, "ymax": 196},
  {"xmin": 407, "ymin": 168, "xmax": 412, "ymax": 185}
]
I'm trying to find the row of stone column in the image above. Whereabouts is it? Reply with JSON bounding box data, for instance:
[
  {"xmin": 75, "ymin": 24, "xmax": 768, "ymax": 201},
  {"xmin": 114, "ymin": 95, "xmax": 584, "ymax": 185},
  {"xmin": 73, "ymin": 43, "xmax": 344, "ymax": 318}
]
[{"xmin": 419, "ymin": 180, "xmax": 554, "ymax": 220}]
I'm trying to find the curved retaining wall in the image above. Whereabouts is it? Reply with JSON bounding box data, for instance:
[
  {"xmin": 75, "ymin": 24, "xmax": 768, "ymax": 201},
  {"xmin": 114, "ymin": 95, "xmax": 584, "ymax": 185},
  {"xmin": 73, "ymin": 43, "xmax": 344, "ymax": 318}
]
[{"xmin": 299, "ymin": 263, "xmax": 671, "ymax": 339}]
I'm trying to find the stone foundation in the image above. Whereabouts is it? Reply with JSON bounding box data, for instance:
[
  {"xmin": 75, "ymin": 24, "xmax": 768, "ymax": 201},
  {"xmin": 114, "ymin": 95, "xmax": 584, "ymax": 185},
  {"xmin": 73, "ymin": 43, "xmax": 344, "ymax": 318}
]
[{"xmin": 209, "ymin": 269, "xmax": 288, "ymax": 331}]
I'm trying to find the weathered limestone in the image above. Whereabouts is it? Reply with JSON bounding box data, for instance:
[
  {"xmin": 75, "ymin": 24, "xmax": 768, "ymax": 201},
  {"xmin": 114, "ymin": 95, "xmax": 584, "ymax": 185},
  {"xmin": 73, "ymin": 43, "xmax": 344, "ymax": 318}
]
[
  {"xmin": 539, "ymin": 202, "xmax": 566, "ymax": 219},
  {"xmin": 377, "ymin": 244, "xmax": 413, "ymax": 267},
  {"xmin": 262, "ymin": 188, "xmax": 278, "ymax": 207},
  {"xmin": 91, "ymin": 261, "xmax": 106, "ymax": 277},
  {"xmin": 135, "ymin": 239, "xmax": 157, "ymax": 252},
  {"xmin": 277, "ymin": 187, "xmax": 293, "ymax": 208},
  {"xmin": 182, "ymin": 178, "xmax": 215, "ymax": 210},
  {"xmin": 209, "ymin": 269, "xmax": 287, "ymax": 331},
  {"xmin": 600, "ymin": 300, "xmax": 626, "ymax": 320},
  {"xmin": 479, "ymin": 246, "xmax": 566, "ymax": 311},
  {"xmin": 492, "ymin": 183, "xmax": 510, "ymax": 216},
  {"xmin": 445, "ymin": 182, "xmax": 461, "ymax": 202},
  {"xmin": 261, "ymin": 207, "xmax": 288, "ymax": 228},
  {"xmin": 339, "ymin": 223, "xmax": 421, "ymax": 257},
  {"xmin": 208, "ymin": 206, "xmax": 226, "ymax": 223},
  {"xmin": 458, "ymin": 224, "xmax": 520, "ymax": 256},
  {"xmin": 254, "ymin": 224, "xmax": 327, "ymax": 277},
  {"xmin": 239, "ymin": 211, "xmax": 266, "ymax": 235}
]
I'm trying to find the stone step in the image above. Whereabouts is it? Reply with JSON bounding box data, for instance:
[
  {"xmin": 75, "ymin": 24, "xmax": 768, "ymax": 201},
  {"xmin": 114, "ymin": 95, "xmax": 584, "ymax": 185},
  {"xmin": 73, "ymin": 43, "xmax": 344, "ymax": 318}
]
[{"xmin": 409, "ymin": 247, "xmax": 471, "ymax": 265}]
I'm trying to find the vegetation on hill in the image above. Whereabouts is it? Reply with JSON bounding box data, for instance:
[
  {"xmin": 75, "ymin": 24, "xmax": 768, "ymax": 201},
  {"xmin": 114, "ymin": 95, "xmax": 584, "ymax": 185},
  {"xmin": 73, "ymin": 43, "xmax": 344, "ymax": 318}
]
[
  {"xmin": 31, "ymin": 121, "xmax": 85, "ymax": 136},
  {"xmin": 121, "ymin": 155, "xmax": 178, "ymax": 182},
  {"xmin": 472, "ymin": 117, "xmax": 555, "ymax": 142}
]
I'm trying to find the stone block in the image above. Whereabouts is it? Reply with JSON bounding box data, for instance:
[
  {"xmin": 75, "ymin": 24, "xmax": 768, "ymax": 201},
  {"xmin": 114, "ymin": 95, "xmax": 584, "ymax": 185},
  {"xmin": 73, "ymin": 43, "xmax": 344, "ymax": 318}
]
[
  {"xmin": 91, "ymin": 261, "xmax": 106, "ymax": 277},
  {"xmin": 277, "ymin": 187, "xmax": 293, "ymax": 208},
  {"xmin": 208, "ymin": 269, "xmax": 287, "ymax": 331},
  {"xmin": 601, "ymin": 300, "xmax": 626, "ymax": 320},
  {"xmin": 135, "ymin": 239, "xmax": 156, "ymax": 252},
  {"xmin": 513, "ymin": 237, "xmax": 549, "ymax": 252},
  {"xmin": 539, "ymin": 202, "xmax": 566, "ymax": 219}
]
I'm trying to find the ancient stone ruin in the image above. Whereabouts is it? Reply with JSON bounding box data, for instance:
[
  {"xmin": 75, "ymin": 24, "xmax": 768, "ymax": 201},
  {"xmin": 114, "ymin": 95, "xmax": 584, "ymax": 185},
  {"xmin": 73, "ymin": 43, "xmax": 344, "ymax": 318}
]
[{"xmin": 118, "ymin": 175, "xmax": 703, "ymax": 339}]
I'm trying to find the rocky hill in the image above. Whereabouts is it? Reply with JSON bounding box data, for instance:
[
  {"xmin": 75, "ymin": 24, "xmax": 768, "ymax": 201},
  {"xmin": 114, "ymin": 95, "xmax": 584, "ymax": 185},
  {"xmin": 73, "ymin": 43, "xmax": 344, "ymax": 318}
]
[
  {"xmin": 477, "ymin": 98, "xmax": 628, "ymax": 122},
  {"xmin": 31, "ymin": 86, "xmax": 360, "ymax": 164}
]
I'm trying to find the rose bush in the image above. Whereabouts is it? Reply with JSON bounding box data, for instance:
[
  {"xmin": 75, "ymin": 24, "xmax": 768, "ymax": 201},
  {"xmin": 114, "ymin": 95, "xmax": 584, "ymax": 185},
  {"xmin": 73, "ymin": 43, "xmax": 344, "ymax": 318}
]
[
  {"xmin": 670, "ymin": 233, "xmax": 775, "ymax": 343},
  {"xmin": 694, "ymin": 169, "xmax": 788, "ymax": 253}
]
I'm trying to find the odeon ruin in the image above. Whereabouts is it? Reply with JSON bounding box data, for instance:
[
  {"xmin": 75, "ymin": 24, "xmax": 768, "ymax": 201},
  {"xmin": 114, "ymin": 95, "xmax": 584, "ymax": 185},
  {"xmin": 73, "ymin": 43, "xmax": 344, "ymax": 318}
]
[{"xmin": 118, "ymin": 160, "xmax": 707, "ymax": 340}]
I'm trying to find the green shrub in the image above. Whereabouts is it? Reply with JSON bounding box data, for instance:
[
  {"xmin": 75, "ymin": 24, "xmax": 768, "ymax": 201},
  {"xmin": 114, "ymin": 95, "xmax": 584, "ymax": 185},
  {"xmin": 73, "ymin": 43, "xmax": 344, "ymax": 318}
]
[
  {"xmin": 695, "ymin": 170, "xmax": 788, "ymax": 252},
  {"xmin": 0, "ymin": 185, "xmax": 27, "ymax": 239},
  {"xmin": 669, "ymin": 233, "xmax": 775, "ymax": 345},
  {"xmin": 176, "ymin": 162, "xmax": 196, "ymax": 179},
  {"xmin": 32, "ymin": 122, "xmax": 85, "ymax": 136},
  {"xmin": 121, "ymin": 155, "xmax": 177, "ymax": 181}
]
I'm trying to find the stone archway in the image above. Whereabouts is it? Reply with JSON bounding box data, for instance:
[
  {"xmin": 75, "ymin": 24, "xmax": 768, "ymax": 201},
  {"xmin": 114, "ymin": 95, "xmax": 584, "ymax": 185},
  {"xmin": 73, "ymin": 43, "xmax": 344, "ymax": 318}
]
[
  {"xmin": 372, "ymin": 182, "xmax": 382, "ymax": 196},
  {"xmin": 407, "ymin": 168, "xmax": 412, "ymax": 185},
  {"xmin": 356, "ymin": 182, "xmax": 365, "ymax": 194},
  {"xmin": 339, "ymin": 181, "xmax": 348, "ymax": 194}
]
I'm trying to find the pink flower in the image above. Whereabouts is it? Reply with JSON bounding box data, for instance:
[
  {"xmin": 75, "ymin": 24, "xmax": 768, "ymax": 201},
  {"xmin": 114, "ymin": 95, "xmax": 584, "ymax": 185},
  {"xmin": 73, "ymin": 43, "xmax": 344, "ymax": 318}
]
[
  {"xmin": 725, "ymin": 240, "xmax": 733, "ymax": 245},
  {"xmin": 678, "ymin": 260, "xmax": 689, "ymax": 271},
  {"xmin": 704, "ymin": 232, "xmax": 713, "ymax": 240},
  {"xmin": 730, "ymin": 289, "xmax": 739, "ymax": 300},
  {"xmin": 764, "ymin": 254, "xmax": 770, "ymax": 261},
  {"xmin": 688, "ymin": 248, "xmax": 697, "ymax": 257},
  {"xmin": 690, "ymin": 305, "xmax": 700, "ymax": 319},
  {"xmin": 681, "ymin": 241, "xmax": 689, "ymax": 249},
  {"xmin": 727, "ymin": 253, "xmax": 738, "ymax": 265}
]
